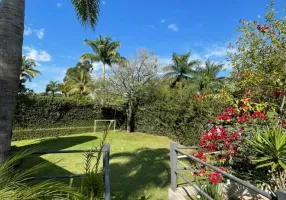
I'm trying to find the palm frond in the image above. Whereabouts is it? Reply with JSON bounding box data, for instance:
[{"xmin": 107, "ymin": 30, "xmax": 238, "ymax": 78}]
[{"xmin": 71, "ymin": 0, "xmax": 100, "ymax": 29}]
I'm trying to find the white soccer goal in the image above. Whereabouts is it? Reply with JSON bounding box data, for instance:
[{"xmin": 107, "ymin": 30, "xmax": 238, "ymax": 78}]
[{"xmin": 94, "ymin": 120, "xmax": 116, "ymax": 133}]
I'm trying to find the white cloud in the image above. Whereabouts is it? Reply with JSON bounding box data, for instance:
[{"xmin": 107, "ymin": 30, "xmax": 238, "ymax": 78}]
[
  {"xmin": 24, "ymin": 27, "xmax": 33, "ymax": 36},
  {"xmin": 160, "ymin": 19, "xmax": 166, "ymax": 23},
  {"xmin": 204, "ymin": 44, "xmax": 236, "ymax": 59},
  {"xmin": 57, "ymin": 3, "xmax": 62, "ymax": 7},
  {"xmin": 24, "ymin": 25, "xmax": 45, "ymax": 39},
  {"xmin": 23, "ymin": 46, "xmax": 52, "ymax": 62},
  {"xmin": 168, "ymin": 24, "xmax": 178, "ymax": 32},
  {"xmin": 258, "ymin": 15, "xmax": 261, "ymax": 19},
  {"xmin": 35, "ymin": 28, "xmax": 44, "ymax": 39}
]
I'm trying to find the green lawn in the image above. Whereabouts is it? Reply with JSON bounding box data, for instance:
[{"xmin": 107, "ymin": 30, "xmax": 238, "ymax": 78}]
[{"xmin": 12, "ymin": 131, "xmax": 172, "ymax": 200}]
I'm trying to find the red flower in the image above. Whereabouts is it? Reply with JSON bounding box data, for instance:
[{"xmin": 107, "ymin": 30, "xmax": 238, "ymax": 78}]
[
  {"xmin": 209, "ymin": 171, "xmax": 223, "ymax": 184},
  {"xmin": 224, "ymin": 107, "xmax": 237, "ymax": 115},
  {"xmin": 238, "ymin": 116, "xmax": 248, "ymax": 123},
  {"xmin": 199, "ymin": 140, "xmax": 206, "ymax": 147},
  {"xmin": 202, "ymin": 133, "xmax": 210, "ymax": 140},
  {"xmin": 251, "ymin": 111, "xmax": 266, "ymax": 120},
  {"xmin": 195, "ymin": 151, "xmax": 206, "ymax": 161},
  {"xmin": 216, "ymin": 115, "xmax": 232, "ymax": 121}
]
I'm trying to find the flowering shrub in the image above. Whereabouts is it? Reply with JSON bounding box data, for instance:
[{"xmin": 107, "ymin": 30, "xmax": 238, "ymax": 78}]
[
  {"xmin": 208, "ymin": 170, "xmax": 223, "ymax": 184},
  {"xmin": 199, "ymin": 127, "xmax": 241, "ymax": 155}
]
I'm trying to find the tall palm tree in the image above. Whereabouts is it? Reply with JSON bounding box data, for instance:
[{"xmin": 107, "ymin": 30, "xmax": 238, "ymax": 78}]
[
  {"xmin": 46, "ymin": 81, "xmax": 60, "ymax": 97},
  {"xmin": 58, "ymin": 82, "xmax": 70, "ymax": 97},
  {"xmin": 0, "ymin": 0, "xmax": 100, "ymax": 162},
  {"xmin": 80, "ymin": 35, "xmax": 125, "ymax": 80},
  {"xmin": 163, "ymin": 52, "xmax": 200, "ymax": 87},
  {"xmin": 20, "ymin": 56, "xmax": 41, "ymax": 82},
  {"xmin": 66, "ymin": 68, "xmax": 93, "ymax": 95},
  {"xmin": 189, "ymin": 61, "xmax": 225, "ymax": 92}
]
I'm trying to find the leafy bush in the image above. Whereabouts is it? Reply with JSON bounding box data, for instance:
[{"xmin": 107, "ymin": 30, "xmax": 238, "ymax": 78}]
[
  {"xmin": 135, "ymin": 81, "xmax": 227, "ymax": 145},
  {"xmin": 13, "ymin": 94, "xmax": 124, "ymax": 140}
]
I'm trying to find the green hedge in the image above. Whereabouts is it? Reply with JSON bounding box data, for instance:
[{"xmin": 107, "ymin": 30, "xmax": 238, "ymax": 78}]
[
  {"xmin": 13, "ymin": 94, "xmax": 125, "ymax": 140},
  {"xmin": 135, "ymin": 82, "xmax": 227, "ymax": 146}
]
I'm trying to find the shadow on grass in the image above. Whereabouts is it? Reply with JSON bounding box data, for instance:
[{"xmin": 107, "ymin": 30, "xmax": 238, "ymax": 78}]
[
  {"xmin": 11, "ymin": 135, "xmax": 98, "ymax": 179},
  {"xmin": 109, "ymin": 148, "xmax": 170, "ymax": 200}
]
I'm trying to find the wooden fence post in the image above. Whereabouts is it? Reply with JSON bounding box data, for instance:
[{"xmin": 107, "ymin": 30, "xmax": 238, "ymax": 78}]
[{"xmin": 170, "ymin": 142, "xmax": 178, "ymax": 191}]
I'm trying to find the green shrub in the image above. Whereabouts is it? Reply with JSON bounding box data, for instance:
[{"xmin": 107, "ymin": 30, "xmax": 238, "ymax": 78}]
[
  {"xmin": 135, "ymin": 82, "xmax": 227, "ymax": 146},
  {"xmin": 13, "ymin": 94, "xmax": 125, "ymax": 140}
]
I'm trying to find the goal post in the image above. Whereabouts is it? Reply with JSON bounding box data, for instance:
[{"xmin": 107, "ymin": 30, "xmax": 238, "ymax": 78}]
[{"xmin": 94, "ymin": 120, "xmax": 116, "ymax": 133}]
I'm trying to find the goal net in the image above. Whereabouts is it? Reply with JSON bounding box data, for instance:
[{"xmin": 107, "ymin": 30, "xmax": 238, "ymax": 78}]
[{"xmin": 94, "ymin": 120, "xmax": 116, "ymax": 133}]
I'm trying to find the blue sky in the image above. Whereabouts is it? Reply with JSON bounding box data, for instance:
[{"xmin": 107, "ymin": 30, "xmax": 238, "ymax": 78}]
[{"xmin": 23, "ymin": 0, "xmax": 285, "ymax": 92}]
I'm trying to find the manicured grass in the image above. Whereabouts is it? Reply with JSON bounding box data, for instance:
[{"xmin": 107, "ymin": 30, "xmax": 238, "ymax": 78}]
[{"xmin": 12, "ymin": 131, "xmax": 172, "ymax": 200}]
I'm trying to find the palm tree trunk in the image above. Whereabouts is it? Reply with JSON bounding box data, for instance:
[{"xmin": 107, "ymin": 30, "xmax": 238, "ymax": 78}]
[
  {"xmin": 102, "ymin": 63, "xmax": 105, "ymax": 81},
  {"xmin": 0, "ymin": 0, "xmax": 25, "ymax": 163}
]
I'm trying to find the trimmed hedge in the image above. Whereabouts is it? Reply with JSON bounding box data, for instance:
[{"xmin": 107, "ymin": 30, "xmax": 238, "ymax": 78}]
[
  {"xmin": 13, "ymin": 94, "xmax": 125, "ymax": 140},
  {"xmin": 135, "ymin": 83, "xmax": 227, "ymax": 146}
]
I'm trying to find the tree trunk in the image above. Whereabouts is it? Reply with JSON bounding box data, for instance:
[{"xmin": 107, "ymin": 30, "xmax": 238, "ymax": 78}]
[
  {"xmin": 102, "ymin": 63, "xmax": 105, "ymax": 81},
  {"xmin": 0, "ymin": 0, "xmax": 25, "ymax": 163},
  {"xmin": 127, "ymin": 99, "xmax": 136, "ymax": 133}
]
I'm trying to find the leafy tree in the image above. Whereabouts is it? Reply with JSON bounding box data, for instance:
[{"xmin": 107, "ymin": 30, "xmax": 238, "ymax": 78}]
[
  {"xmin": 96, "ymin": 49, "xmax": 158, "ymax": 132},
  {"xmin": 46, "ymin": 81, "xmax": 60, "ymax": 97},
  {"xmin": 66, "ymin": 68, "xmax": 93, "ymax": 95},
  {"xmin": 228, "ymin": 1, "xmax": 286, "ymax": 114},
  {"xmin": 80, "ymin": 35, "xmax": 126, "ymax": 80},
  {"xmin": 189, "ymin": 61, "xmax": 225, "ymax": 92},
  {"xmin": 0, "ymin": 0, "xmax": 100, "ymax": 162},
  {"xmin": 163, "ymin": 52, "xmax": 200, "ymax": 87},
  {"xmin": 64, "ymin": 61, "xmax": 93, "ymax": 82}
]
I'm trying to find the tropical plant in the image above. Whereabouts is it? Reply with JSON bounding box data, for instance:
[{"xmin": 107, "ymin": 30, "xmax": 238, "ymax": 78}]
[
  {"xmin": 20, "ymin": 56, "xmax": 41, "ymax": 82},
  {"xmin": 163, "ymin": 52, "xmax": 200, "ymax": 87},
  {"xmin": 0, "ymin": 0, "xmax": 100, "ymax": 162},
  {"xmin": 46, "ymin": 81, "xmax": 60, "ymax": 97},
  {"xmin": 80, "ymin": 35, "xmax": 126, "ymax": 80},
  {"xmin": 66, "ymin": 68, "xmax": 93, "ymax": 95},
  {"xmin": 248, "ymin": 126, "xmax": 286, "ymax": 192},
  {"xmin": 64, "ymin": 61, "xmax": 93, "ymax": 82},
  {"xmin": 189, "ymin": 61, "xmax": 225, "ymax": 92},
  {"xmin": 75, "ymin": 129, "xmax": 109, "ymax": 200},
  {"xmin": 0, "ymin": 149, "xmax": 82, "ymax": 200}
]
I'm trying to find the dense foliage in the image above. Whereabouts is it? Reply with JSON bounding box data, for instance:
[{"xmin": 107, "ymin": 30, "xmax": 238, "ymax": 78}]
[
  {"xmin": 136, "ymin": 80, "xmax": 228, "ymax": 145},
  {"xmin": 13, "ymin": 94, "xmax": 124, "ymax": 140},
  {"xmin": 191, "ymin": 2, "xmax": 286, "ymax": 198}
]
